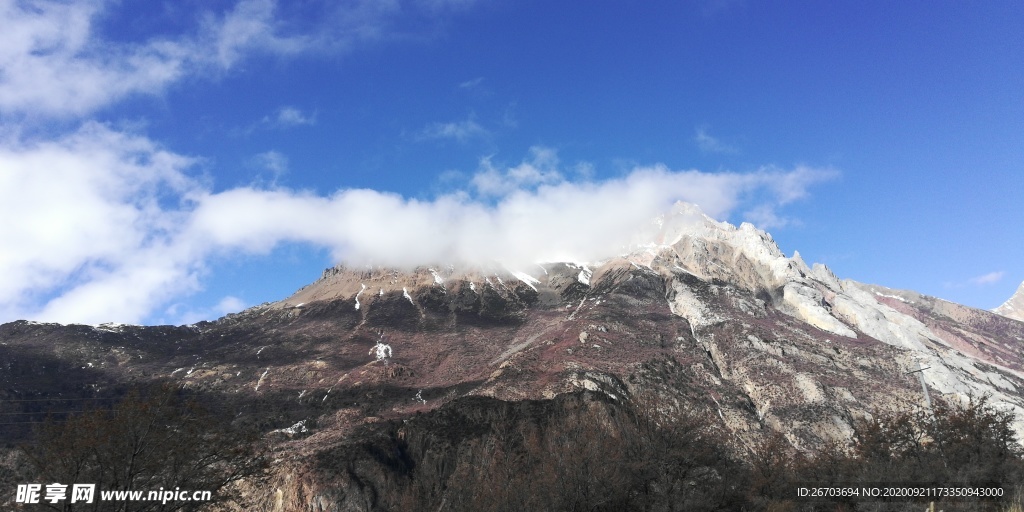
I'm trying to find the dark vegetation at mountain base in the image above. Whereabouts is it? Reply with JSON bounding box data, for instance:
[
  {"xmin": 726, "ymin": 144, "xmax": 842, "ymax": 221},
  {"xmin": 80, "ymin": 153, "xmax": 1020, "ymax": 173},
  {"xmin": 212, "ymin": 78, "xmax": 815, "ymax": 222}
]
[
  {"xmin": 6, "ymin": 385, "xmax": 267, "ymax": 511},
  {"xmin": 313, "ymin": 392, "xmax": 1024, "ymax": 512},
  {"xmin": 752, "ymin": 395, "xmax": 1024, "ymax": 511},
  {"xmin": 4, "ymin": 387, "xmax": 1022, "ymax": 511}
]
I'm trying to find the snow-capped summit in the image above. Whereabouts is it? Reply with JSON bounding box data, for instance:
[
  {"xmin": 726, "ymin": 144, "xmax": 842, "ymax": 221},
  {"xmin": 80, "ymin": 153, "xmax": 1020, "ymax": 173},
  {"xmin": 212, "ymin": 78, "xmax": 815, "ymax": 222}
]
[{"xmin": 995, "ymin": 281, "xmax": 1024, "ymax": 322}]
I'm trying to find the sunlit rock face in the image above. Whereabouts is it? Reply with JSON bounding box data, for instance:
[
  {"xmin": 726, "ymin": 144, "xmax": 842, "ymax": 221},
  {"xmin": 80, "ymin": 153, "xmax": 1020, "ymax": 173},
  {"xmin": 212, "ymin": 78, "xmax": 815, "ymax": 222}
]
[
  {"xmin": 996, "ymin": 281, "xmax": 1024, "ymax": 322},
  {"xmin": 3, "ymin": 201, "xmax": 1024, "ymax": 509}
]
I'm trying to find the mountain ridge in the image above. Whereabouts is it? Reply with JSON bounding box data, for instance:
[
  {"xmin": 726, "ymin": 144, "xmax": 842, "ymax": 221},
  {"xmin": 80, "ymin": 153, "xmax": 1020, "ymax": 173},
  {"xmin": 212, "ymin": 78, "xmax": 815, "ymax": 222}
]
[{"xmin": 3, "ymin": 201, "xmax": 1023, "ymax": 510}]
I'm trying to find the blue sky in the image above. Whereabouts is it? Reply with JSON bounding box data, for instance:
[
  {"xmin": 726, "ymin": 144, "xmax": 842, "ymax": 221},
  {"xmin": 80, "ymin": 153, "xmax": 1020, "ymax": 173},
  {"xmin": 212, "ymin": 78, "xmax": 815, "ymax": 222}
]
[{"xmin": 1, "ymin": 0, "xmax": 1021, "ymax": 325}]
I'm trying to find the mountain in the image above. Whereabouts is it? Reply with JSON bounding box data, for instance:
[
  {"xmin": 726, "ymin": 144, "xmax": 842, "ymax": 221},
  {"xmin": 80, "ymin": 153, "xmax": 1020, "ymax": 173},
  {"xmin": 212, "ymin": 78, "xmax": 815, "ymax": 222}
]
[
  {"xmin": 996, "ymin": 281, "xmax": 1024, "ymax": 322},
  {"xmin": 2, "ymin": 202, "xmax": 1023, "ymax": 510}
]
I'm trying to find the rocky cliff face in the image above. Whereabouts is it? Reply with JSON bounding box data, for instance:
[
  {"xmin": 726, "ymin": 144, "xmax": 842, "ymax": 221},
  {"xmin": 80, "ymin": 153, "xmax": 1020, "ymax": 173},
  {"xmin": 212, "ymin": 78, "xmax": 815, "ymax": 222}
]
[{"xmin": 3, "ymin": 202, "xmax": 1023, "ymax": 510}]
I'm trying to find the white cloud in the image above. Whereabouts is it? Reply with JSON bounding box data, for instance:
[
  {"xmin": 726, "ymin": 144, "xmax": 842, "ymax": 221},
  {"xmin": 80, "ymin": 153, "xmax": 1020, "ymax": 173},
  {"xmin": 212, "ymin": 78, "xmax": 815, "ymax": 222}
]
[
  {"xmin": 695, "ymin": 126, "xmax": 738, "ymax": 154},
  {"xmin": 764, "ymin": 164, "xmax": 836, "ymax": 204},
  {"xmin": 0, "ymin": 126, "xmax": 836, "ymax": 325},
  {"xmin": 0, "ymin": 122, "xmax": 203, "ymax": 324},
  {"xmin": 459, "ymin": 76, "xmax": 484, "ymax": 89},
  {"xmin": 419, "ymin": 116, "xmax": 489, "ymax": 142},
  {"xmin": 944, "ymin": 271, "xmax": 1006, "ymax": 289},
  {"xmin": 215, "ymin": 295, "xmax": 248, "ymax": 314},
  {"xmin": 162, "ymin": 295, "xmax": 248, "ymax": 326},
  {"xmin": 470, "ymin": 146, "xmax": 563, "ymax": 196},
  {"xmin": 969, "ymin": 271, "xmax": 1005, "ymax": 286},
  {"xmin": 252, "ymin": 150, "xmax": 289, "ymax": 175},
  {"xmin": 0, "ymin": 0, "xmax": 422, "ymax": 118},
  {"xmin": 235, "ymin": 107, "xmax": 316, "ymax": 136},
  {"xmin": 184, "ymin": 155, "xmax": 835, "ymax": 270},
  {"xmin": 204, "ymin": 0, "xmax": 310, "ymax": 68},
  {"xmin": 273, "ymin": 107, "xmax": 316, "ymax": 127},
  {"xmin": 743, "ymin": 204, "xmax": 792, "ymax": 230},
  {"xmin": 0, "ymin": 0, "xmax": 187, "ymax": 117},
  {"xmin": 248, "ymin": 150, "xmax": 289, "ymax": 187}
]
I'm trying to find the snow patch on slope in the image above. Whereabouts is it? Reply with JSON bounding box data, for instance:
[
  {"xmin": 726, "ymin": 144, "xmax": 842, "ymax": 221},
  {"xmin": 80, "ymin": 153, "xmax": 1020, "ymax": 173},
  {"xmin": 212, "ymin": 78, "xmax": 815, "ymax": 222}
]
[
  {"xmin": 511, "ymin": 271, "xmax": 540, "ymax": 291},
  {"xmin": 272, "ymin": 420, "xmax": 308, "ymax": 435},
  {"xmin": 94, "ymin": 322, "xmax": 133, "ymax": 332},
  {"xmin": 575, "ymin": 265, "xmax": 592, "ymax": 285},
  {"xmin": 355, "ymin": 283, "xmax": 366, "ymax": 310},
  {"xmin": 429, "ymin": 268, "xmax": 444, "ymax": 286},
  {"xmin": 255, "ymin": 368, "xmax": 269, "ymax": 392},
  {"xmin": 874, "ymin": 291, "xmax": 910, "ymax": 303}
]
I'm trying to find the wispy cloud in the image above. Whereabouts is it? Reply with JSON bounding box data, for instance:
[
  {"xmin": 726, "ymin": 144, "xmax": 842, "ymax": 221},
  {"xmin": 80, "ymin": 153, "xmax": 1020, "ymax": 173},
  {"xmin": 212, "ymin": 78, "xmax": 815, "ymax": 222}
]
[
  {"xmin": 266, "ymin": 106, "xmax": 316, "ymax": 128},
  {"xmin": 695, "ymin": 126, "xmax": 739, "ymax": 154},
  {"xmin": 944, "ymin": 271, "xmax": 1006, "ymax": 289},
  {"xmin": 419, "ymin": 116, "xmax": 489, "ymax": 142},
  {"xmin": 249, "ymin": 150, "xmax": 290, "ymax": 187},
  {"xmin": 204, "ymin": 0, "xmax": 311, "ymax": 68},
  {"xmin": 743, "ymin": 204, "xmax": 793, "ymax": 230},
  {"xmin": 252, "ymin": 151, "xmax": 289, "ymax": 175},
  {"xmin": 470, "ymin": 146, "xmax": 563, "ymax": 196},
  {"xmin": 233, "ymin": 106, "xmax": 316, "ymax": 136},
  {"xmin": 459, "ymin": 77, "xmax": 484, "ymax": 89},
  {"xmin": 969, "ymin": 271, "xmax": 1006, "ymax": 285},
  {"xmin": 163, "ymin": 295, "xmax": 248, "ymax": 325}
]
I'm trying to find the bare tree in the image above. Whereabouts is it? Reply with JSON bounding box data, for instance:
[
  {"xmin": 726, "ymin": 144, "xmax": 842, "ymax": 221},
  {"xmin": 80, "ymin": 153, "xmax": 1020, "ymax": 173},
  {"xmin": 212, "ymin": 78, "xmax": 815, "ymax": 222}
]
[{"xmin": 21, "ymin": 385, "xmax": 266, "ymax": 511}]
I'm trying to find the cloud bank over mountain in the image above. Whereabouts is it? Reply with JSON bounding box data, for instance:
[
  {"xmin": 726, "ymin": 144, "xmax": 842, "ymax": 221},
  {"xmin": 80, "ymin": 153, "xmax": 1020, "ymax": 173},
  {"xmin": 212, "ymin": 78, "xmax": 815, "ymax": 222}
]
[{"xmin": 0, "ymin": 120, "xmax": 835, "ymax": 324}]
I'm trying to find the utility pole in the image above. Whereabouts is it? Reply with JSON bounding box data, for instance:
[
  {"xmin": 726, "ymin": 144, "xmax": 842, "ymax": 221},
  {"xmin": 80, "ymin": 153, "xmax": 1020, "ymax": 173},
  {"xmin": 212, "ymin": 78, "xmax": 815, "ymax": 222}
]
[
  {"xmin": 907, "ymin": 359, "xmax": 933, "ymax": 414},
  {"xmin": 907, "ymin": 357, "xmax": 945, "ymax": 473}
]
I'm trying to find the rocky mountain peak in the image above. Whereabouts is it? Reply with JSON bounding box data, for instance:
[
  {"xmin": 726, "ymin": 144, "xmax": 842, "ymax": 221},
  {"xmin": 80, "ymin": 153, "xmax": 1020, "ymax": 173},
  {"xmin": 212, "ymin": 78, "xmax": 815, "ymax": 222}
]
[
  {"xmin": 995, "ymin": 280, "xmax": 1024, "ymax": 322},
  {"xmin": 649, "ymin": 202, "xmax": 786, "ymax": 261}
]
